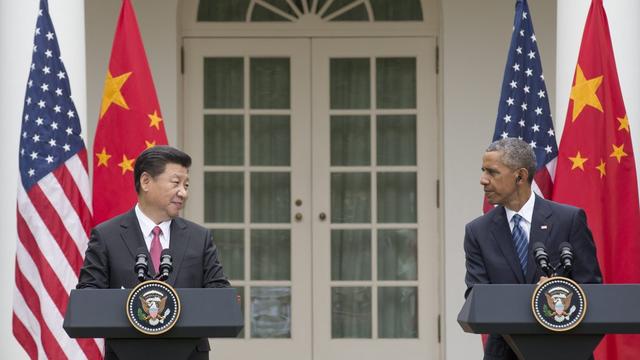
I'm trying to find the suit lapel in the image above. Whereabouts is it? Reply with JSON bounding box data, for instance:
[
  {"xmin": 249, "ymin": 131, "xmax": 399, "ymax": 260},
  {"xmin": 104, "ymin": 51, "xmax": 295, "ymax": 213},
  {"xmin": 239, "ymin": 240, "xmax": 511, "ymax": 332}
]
[
  {"xmin": 527, "ymin": 196, "xmax": 553, "ymax": 283},
  {"xmin": 119, "ymin": 209, "xmax": 154, "ymax": 276},
  {"xmin": 490, "ymin": 207, "xmax": 525, "ymax": 283},
  {"xmin": 167, "ymin": 217, "xmax": 190, "ymax": 286}
]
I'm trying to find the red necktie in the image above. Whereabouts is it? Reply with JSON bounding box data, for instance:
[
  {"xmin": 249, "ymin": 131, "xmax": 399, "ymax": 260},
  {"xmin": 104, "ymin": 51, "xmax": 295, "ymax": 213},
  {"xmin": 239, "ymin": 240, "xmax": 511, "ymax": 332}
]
[{"xmin": 150, "ymin": 226, "xmax": 162, "ymax": 273}]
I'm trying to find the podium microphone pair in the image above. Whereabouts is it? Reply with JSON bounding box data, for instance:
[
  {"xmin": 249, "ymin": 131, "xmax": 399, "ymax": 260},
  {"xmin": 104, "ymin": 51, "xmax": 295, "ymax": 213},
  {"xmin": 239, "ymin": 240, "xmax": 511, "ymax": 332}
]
[
  {"xmin": 134, "ymin": 247, "xmax": 173, "ymax": 282},
  {"xmin": 532, "ymin": 242, "xmax": 573, "ymax": 278}
]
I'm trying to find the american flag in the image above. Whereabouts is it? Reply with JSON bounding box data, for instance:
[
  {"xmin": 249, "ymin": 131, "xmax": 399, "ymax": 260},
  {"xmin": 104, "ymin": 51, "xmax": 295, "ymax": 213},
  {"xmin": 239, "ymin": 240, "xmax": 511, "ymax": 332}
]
[
  {"xmin": 13, "ymin": 1, "xmax": 102, "ymax": 358},
  {"xmin": 489, "ymin": 0, "xmax": 557, "ymax": 210}
]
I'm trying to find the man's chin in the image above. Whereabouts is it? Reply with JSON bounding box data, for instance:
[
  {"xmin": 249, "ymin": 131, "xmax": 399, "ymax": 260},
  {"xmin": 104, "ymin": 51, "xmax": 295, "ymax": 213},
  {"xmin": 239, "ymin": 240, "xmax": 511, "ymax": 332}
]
[{"xmin": 485, "ymin": 195, "xmax": 499, "ymax": 205}]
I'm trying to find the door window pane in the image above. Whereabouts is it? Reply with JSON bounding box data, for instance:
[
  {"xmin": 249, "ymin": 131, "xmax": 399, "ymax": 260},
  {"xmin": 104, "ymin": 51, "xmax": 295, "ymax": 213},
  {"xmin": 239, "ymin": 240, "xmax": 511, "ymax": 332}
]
[
  {"xmin": 370, "ymin": 0, "xmax": 423, "ymax": 21},
  {"xmin": 377, "ymin": 172, "xmax": 416, "ymax": 223},
  {"xmin": 331, "ymin": 230, "xmax": 371, "ymax": 280},
  {"xmin": 251, "ymin": 287, "xmax": 291, "ymax": 338},
  {"xmin": 377, "ymin": 229, "xmax": 417, "ymax": 280},
  {"xmin": 197, "ymin": 0, "xmax": 249, "ymax": 22},
  {"xmin": 250, "ymin": 58, "xmax": 290, "ymax": 109},
  {"xmin": 331, "ymin": 172, "xmax": 371, "ymax": 223},
  {"xmin": 214, "ymin": 229, "xmax": 244, "ymax": 280},
  {"xmin": 331, "ymin": 3, "xmax": 368, "ymax": 21},
  {"xmin": 330, "ymin": 58, "xmax": 370, "ymax": 109},
  {"xmin": 251, "ymin": 3, "xmax": 291, "ymax": 21},
  {"xmin": 378, "ymin": 287, "xmax": 418, "ymax": 338},
  {"xmin": 332, "ymin": 287, "xmax": 372, "ymax": 338},
  {"xmin": 331, "ymin": 115, "xmax": 370, "ymax": 166},
  {"xmin": 377, "ymin": 115, "xmax": 416, "ymax": 166},
  {"xmin": 204, "ymin": 115, "xmax": 244, "ymax": 165},
  {"xmin": 376, "ymin": 58, "xmax": 416, "ymax": 109},
  {"xmin": 251, "ymin": 115, "xmax": 290, "ymax": 166},
  {"xmin": 205, "ymin": 172, "xmax": 244, "ymax": 223},
  {"xmin": 204, "ymin": 58, "xmax": 243, "ymax": 108},
  {"xmin": 251, "ymin": 172, "xmax": 291, "ymax": 223},
  {"xmin": 251, "ymin": 230, "xmax": 291, "ymax": 280}
]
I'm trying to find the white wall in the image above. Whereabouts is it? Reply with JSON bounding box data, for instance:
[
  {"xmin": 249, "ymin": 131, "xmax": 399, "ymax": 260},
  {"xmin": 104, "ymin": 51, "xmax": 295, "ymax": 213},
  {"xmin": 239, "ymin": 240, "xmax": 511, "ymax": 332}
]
[
  {"xmin": 441, "ymin": 1, "xmax": 556, "ymax": 358},
  {"xmin": 0, "ymin": 0, "xmax": 85, "ymax": 359}
]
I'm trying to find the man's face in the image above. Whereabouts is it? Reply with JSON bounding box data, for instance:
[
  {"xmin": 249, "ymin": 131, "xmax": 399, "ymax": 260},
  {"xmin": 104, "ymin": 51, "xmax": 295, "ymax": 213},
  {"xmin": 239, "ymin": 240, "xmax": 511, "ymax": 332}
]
[
  {"xmin": 141, "ymin": 163, "xmax": 189, "ymax": 222},
  {"xmin": 480, "ymin": 151, "xmax": 519, "ymax": 206}
]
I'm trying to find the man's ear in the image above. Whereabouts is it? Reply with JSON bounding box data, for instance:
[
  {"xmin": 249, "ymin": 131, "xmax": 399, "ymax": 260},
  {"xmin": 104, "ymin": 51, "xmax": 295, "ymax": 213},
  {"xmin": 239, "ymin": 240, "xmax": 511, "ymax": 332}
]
[
  {"xmin": 140, "ymin": 172, "xmax": 152, "ymax": 192},
  {"xmin": 516, "ymin": 168, "xmax": 529, "ymax": 184}
]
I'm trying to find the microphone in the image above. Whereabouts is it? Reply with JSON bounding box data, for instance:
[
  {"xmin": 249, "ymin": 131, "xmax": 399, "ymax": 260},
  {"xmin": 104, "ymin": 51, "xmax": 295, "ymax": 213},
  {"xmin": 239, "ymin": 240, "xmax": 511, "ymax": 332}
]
[
  {"xmin": 134, "ymin": 247, "xmax": 149, "ymax": 282},
  {"xmin": 532, "ymin": 242, "xmax": 552, "ymax": 277},
  {"xmin": 158, "ymin": 249, "xmax": 173, "ymax": 281},
  {"xmin": 559, "ymin": 242, "xmax": 574, "ymax": 276}
]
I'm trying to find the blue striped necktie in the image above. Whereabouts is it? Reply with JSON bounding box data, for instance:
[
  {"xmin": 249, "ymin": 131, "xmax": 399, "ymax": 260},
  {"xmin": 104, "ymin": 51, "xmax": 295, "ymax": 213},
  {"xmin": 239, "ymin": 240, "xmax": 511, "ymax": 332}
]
[{"xmin": 511, "ymin": 214, "xmax": 528, "ymax": 275}]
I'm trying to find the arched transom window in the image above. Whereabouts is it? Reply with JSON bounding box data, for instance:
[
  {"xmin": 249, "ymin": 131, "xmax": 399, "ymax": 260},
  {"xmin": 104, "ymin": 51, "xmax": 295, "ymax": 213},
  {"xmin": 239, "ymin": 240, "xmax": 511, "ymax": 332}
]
[{"xmin": 197, "ymin": 0, "xmax": 424, "ymax": 22}]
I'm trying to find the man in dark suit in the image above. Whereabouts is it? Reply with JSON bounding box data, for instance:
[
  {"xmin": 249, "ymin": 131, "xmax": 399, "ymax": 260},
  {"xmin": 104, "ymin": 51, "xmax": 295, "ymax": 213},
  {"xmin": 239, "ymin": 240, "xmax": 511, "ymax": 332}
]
[
  {"xmin": 464, "ymin": 138, "xmax": 602, "ymax": 360},
  {"xmin": 77, "ymin": 145, "xmax": 230, "ymax": 359}
]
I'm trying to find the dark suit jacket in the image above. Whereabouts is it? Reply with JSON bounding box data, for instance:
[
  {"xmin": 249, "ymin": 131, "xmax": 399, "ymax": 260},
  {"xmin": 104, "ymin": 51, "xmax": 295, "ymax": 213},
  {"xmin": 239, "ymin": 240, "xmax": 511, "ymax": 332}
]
[
  {"xmin": 464, "ymin": 196, "xmax": 602, "ymax": 360},
  {"xmin": 76, "ymin": 209, "xmax": 230, "ymax": 359}
]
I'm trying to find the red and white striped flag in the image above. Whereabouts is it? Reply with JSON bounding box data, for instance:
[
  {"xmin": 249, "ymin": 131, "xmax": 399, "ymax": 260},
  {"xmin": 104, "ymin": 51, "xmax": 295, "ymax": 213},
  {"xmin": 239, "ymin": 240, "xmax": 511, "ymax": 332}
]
[{"xmin": 13, "ymin": 0, "xmax": 102, "ymax": 358}]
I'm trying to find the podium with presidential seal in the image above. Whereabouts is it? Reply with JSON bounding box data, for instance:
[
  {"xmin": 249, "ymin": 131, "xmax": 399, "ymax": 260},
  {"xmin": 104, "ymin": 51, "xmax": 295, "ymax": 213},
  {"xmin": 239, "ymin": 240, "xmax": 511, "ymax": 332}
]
[
  {"xmin": 63, "ymin": 250, "xmax": 243, "ymax": 359},
  {"xmin": 458, "ymin": 241, "xmax": 640, "ymax": 360}
]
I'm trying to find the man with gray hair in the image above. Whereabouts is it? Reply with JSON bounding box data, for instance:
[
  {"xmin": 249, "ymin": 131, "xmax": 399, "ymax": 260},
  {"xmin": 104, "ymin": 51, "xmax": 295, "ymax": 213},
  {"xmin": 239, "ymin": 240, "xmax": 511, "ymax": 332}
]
[{"xmin": 464, "ymin": 138, "xmax": 601, "ymax": 360}]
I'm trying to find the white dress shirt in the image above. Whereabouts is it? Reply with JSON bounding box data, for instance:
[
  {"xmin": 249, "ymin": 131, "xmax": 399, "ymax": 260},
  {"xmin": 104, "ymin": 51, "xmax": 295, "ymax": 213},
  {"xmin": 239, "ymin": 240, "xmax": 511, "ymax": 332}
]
[
  {"xmin": 504, "ymin": 191, "xmax": 536, "ymax": 242},
  {"xmin": 135, "ymin": 204, "xmax": 171, "ymax": 251}
]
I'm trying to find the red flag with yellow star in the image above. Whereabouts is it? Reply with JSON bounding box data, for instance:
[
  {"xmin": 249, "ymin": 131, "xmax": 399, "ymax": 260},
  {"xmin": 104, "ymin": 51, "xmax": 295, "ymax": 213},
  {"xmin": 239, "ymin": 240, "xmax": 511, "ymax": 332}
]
[
  {"xmin": 92, "ymin": 0, "xmax": 168, "ymax": 225},
  {"xmin": 553, "ymin": 0, "xmax": 640, "ymax": 358}
]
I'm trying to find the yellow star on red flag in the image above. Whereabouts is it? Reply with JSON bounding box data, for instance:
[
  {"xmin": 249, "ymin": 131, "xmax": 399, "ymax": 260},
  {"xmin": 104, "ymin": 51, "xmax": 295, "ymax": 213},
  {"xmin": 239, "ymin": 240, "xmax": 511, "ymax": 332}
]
[
  {"xmin": 148, "ymin": 110, "xmax": 163, "ymax": 129},
  {"xmin": 610, "ymin": 144, "xmax": 628, "ymax": 163},
  {"xmin": 596, "ymin": 159, "xmax": 606, "ymax": 178},
  {"xmin": 617, "ymin": 115, "xmax": 630, "ymax": 132},
  {"xmin": 100, "ymin": 70, "xmax": 132, "ymax": 119},
  {"xmin": 569, "ymin": 151, "xmax": 588, "ymax": 171},
  {"xmin": 118, "ymin": 154, "xmax": 135, "ymax": 174},
  {"xmin": 95, "ymin": 147, "xmax": 112, "ymax": 167},
  {"xmin": 569, "ymin": 65, "xmax": 603, "ymax": 122}
]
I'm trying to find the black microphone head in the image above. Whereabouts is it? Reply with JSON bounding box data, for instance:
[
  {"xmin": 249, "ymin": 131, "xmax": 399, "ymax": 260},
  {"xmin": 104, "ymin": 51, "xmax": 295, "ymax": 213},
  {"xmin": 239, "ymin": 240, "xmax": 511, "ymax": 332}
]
[
  {"xmin": 158, "ymin": 249, "xmax": 173, "ymax": 281},
  {"xmin": 135, "ymin": 247, "xmax": 148, "ymax": 265},
  {"xmin": 135, "ymin": 246, "xmax": 147, "ymax": 258},
  {"xmin": 532, "ymin": 242, "xmax": 552, "ymax": 276},
  {"xmin": 532, "ymin": 242, "xmax": 546, "ymax": 251},
  {"xmin": 135, "ymin": 247, "xmax": 149, "ymax": 281},
  {"xmin": 559, "ymin": 242, "xmax": 573, "ymax": 251},
  {"xmin": 532, "ymin": 242, "xmax": 549, "ymax": 259}
]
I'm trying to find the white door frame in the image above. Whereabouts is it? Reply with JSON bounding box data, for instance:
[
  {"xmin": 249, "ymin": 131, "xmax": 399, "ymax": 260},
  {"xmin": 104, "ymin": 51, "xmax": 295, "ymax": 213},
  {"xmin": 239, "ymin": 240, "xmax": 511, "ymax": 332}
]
[
  {"xmin": 182, "ymin": 38, "xmax": 313, "ymax": 360},
  {"xmin": 311, "ymin": 37, "xmax": 440, "ymax": 360}
]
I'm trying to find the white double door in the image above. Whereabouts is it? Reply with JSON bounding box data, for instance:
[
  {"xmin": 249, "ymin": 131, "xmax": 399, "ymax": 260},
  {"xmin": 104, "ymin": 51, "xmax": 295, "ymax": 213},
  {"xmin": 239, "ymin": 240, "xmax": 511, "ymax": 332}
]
[{"xmin": 183, "ymin": 37, "xmax": 439, "ymax": 360}]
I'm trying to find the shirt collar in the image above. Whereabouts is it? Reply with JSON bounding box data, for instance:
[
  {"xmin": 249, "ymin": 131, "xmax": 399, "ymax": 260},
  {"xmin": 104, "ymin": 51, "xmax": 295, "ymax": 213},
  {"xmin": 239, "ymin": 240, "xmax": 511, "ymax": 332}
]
[
  {"xmin": 134, "ymin": 203, "xmax": 172, "ymax": 237},
  {"xmin": 505, "ymin": 191, "xmax": 535, "ymax": 225}
]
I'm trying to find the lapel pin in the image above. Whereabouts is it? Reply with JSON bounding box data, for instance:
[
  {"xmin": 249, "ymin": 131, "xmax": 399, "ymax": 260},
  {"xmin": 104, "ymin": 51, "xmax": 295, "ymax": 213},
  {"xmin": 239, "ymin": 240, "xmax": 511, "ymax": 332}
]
[{"xmin": 541, "ymin": 225, "xmax": 548, "ymax": 230}]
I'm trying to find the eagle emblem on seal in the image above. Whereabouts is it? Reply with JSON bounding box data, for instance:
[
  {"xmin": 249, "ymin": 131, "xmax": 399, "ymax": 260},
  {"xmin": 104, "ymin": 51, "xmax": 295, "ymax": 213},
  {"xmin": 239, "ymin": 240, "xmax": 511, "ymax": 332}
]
[
  {"xmin": 137, "ymin": 290, "xmax": 171, "ymax": 326},
  {"xmin": 544, "ymin": 287, "xmax": 577, "ymax": 322},
  {"xmin": 531, "ymin": 277, "xmax": 586, "ymax": 332}
]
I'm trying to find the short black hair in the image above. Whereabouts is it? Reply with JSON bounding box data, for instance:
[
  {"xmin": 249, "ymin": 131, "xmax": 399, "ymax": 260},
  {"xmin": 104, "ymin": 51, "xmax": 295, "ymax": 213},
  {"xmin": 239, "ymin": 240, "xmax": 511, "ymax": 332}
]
[
  {"xmin": 134, "ymin": 146, "xmax": 192, "ymax": 193},
  {"xmin": 486, "ymin": 138, "xmax": 537, "ymax": 183}
]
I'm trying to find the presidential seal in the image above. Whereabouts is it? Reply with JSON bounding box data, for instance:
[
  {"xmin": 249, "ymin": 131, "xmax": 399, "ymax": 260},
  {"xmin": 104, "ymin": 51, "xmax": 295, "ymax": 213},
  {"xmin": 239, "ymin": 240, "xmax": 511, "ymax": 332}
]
[
  {"xmin": 126, "ymin": 280, "xmax": 181, "ymax": 335},
  {"xmin": 531, "ymin": 277, "xmax": 587, "ymax": 332}
]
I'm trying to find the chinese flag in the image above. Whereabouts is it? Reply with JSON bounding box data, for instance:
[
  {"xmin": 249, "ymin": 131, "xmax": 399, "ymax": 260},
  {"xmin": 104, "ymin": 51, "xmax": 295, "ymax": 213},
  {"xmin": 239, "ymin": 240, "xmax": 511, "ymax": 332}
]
[
  {"xmin": 92, "ymin": 0, "xmax": 168, "ymax": 225},
  {"xmin": 553, "ymin": 0, "xmax": 640, "ymax": 358}
]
